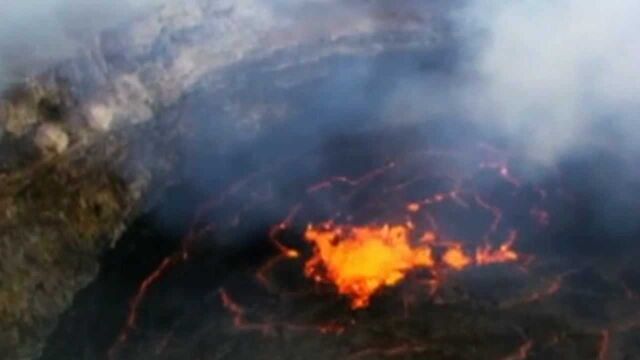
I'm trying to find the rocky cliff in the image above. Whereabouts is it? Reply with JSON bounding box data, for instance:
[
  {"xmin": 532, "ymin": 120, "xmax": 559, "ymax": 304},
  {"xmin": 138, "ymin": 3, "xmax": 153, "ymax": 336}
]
[{"xmin": 0, "ymin": 1, "xmax": 446, "ymax": 358}]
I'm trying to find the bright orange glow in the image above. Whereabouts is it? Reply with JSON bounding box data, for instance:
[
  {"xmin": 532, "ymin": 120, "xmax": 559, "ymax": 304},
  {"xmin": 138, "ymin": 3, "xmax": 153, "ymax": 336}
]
[
  {"xmin": 304, "ymin": 222, "xmax": 522, "ymax": 308},
  {"xmin": 419, "ymin": 231, "xmax": 437, "ymax": 244},
  {"xmin": 442, "ymin": 246, "xmax": 472, "ymax": 270},
  {"xmin": 476, "ymin": 232, "xmax": 519, "ymax": 265},
  {"xmin": 475, "ymin": 242, "xmax": 518, "ymax": 265},
  {"xmin": 284, "ymin": 249, "xmax": 300, "ymax": 258},
  {"xmin": 304, "ymin": 223, "xmax": 434, "ymax": 309}
]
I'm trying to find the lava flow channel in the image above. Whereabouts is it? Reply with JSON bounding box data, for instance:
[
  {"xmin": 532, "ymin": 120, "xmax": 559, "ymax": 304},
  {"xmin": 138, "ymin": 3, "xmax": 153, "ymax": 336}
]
[{"xmin": 303, "ymin": 222, "xmax": 521, "ymax": 309}]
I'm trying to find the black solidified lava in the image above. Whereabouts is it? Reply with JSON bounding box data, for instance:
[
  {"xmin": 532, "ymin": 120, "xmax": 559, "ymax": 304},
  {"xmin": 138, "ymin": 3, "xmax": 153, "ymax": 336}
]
[{"xmin": 41, "ymin": 50, "xmax": 640, "ymax": 360}]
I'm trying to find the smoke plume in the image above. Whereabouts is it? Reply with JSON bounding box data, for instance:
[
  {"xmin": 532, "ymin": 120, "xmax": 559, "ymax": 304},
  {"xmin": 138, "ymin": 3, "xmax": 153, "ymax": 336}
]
[
  {"xmin": 0, "ymin": 0, "xmax": 161, "ymax": 89},
  {"xmin": 2, "ymin": 0, "xmax": 639, "ymax": 165},
  {"xmin": 454, "ymin": 0, "xmax": 640, "ymax": 162}
]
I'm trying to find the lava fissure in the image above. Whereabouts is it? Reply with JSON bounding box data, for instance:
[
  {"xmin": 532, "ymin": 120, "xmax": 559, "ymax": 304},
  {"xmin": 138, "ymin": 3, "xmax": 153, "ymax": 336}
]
[{"xmin": 100, "ymin": 136, "xmax": 612, "ymax": 359}]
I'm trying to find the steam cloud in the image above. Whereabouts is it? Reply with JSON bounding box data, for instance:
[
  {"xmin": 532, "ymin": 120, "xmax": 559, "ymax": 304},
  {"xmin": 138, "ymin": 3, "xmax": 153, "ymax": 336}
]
[
  {"xmin": 0, "ymin": 0, "xmax": 161, "ymax": 89},
  {"xmin": 455, "ymin": 0, "xmax": 640, "ymax": 162},
  {"xmin": 2, "ymin": 0, "xmax": 639, "ymax": 164},
  {"xmin": 382, "ymin": 0, "xmax": 640, "ymax": 163}
]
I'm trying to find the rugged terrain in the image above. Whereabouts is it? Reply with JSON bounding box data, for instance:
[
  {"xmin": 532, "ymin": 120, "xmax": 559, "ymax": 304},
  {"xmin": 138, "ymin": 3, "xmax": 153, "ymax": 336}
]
[{"xmin": 0, "ymin": 1, "xmax": 446, "ymax": 358}]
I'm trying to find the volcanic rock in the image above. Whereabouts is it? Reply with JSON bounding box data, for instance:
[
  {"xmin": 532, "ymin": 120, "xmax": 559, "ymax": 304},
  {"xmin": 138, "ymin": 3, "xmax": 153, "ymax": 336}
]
[
  {"xmin": 33, "ymin": 123, "xmax": 69, "ymax": 154},
  {"xmin": 0, "ymin": 1, "xmax": 448, "ymax": 359}
]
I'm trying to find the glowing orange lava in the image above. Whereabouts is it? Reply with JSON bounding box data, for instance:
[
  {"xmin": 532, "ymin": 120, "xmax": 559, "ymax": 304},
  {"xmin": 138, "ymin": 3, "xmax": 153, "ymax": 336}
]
[
  {"xmin": 304, "ymin": 223, "xmax": 434, "ymax": 309},
  {"xmin": 304, "ymin": 220, "xmax": 523, "ymax": 308},
  {"xmin": 442, "ymin": 246, "xmax": 472, "ymax": 270},
  {"xmin": 475, "ymin": 242, "xmax": 519, "ymax": 265}
]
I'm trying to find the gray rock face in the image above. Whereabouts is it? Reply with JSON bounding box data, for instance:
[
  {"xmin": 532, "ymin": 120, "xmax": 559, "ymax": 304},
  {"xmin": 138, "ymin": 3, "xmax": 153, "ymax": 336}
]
[
  {"xmin": 0, "ymin": 1, "xmax": 447, "ymax": 358},
  {"xmin": 34, "ymin": 124, "xmax": 69, "ymax": 154}
]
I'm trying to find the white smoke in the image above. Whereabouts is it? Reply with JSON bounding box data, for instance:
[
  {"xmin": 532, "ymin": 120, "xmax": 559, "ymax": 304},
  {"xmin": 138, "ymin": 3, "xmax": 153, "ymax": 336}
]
[
  {"xmin": 455, "ymin": 0, "xmax": 640, "ymax": 162},
  {"xmin": 2, "ymin": 0, "xmax": 639, "ymax": 165},
  {"xmin": 0, "ymin": 0, "xmax": 163, "ymax": 89}
]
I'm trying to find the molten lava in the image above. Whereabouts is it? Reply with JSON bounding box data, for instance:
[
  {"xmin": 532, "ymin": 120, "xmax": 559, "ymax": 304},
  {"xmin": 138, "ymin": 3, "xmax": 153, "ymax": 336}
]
[
  {"xmin": 304, "ymin": 223, "xmax": 434, "ymax": 309},
  {"xmin": 303, "ymin": 219, "xmax": 523, "ymax": 308},
  {"xmin": 442, "ymin": 246, "xmax": 472, "ymax": 270},
  {"xmin": 475, "ymin": 241, "xmax": 519, "ymax": 265},
  {"xmin": 101, "ymin": 130, "xmax": 572, "ymax": 360}
]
